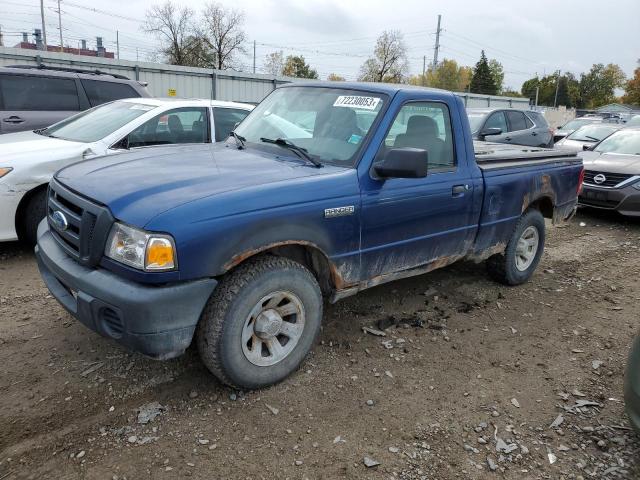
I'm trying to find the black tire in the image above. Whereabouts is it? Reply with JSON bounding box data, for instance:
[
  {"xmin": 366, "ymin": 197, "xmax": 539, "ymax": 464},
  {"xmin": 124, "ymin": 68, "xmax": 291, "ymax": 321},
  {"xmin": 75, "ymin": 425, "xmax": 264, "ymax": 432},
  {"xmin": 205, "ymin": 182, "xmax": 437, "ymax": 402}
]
[
  {"xmin": 197, "ymin": 255, "xmax": 322, "ymax": 389},
  {"xmin": 22, "ymin": 189, "xmax": 47, "ymax": 247},
  {"xmin": 486, "ymin": 209, "xmax": 546, "ymax": 285}
]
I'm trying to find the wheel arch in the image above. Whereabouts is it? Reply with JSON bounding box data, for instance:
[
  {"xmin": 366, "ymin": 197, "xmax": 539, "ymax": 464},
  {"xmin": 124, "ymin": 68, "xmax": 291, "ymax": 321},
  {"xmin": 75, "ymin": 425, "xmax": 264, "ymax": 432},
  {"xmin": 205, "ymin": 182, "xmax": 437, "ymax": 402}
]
[
  {"xmin": 221, "ymin": 241, "xmax": 342, "ymax": 296},
  {"xmin": 527, "ymin": 195, "xmax": 554, "ymax": 219},
  {"xmin": 15, "ymin": 183, "xmax": 48, "ymax": 241}
]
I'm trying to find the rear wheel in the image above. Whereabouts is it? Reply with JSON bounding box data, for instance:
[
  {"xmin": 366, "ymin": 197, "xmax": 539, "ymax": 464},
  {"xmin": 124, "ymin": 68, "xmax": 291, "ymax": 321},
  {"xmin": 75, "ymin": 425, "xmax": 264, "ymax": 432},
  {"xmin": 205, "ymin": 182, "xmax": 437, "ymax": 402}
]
[
  {"xmin": 197, "ymin": 256, "xmax": 322, "ymax": 389},
  {"xmin": 22, "ymin": 189, "xmax": 47, "ymax": 247},
  {"xmin": 486, "ymin": 209, "xmax": 546, "ymax": 285}
]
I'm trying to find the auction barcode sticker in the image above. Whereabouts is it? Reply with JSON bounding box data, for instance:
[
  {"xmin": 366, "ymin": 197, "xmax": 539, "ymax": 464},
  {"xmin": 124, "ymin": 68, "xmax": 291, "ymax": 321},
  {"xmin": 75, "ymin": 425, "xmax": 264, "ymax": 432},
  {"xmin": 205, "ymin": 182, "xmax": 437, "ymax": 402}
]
[{"xmin": 333, "ymin": 95, "xmax": 381, "ymax": 110}]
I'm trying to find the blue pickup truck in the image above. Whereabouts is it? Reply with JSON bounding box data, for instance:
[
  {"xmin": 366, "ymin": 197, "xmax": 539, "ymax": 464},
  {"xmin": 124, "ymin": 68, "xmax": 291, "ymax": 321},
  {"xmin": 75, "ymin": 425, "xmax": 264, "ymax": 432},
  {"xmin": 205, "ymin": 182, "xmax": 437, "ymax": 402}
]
[{"xmin": 35, "ymin": 83, "xmax": 584, "ymax": 389}]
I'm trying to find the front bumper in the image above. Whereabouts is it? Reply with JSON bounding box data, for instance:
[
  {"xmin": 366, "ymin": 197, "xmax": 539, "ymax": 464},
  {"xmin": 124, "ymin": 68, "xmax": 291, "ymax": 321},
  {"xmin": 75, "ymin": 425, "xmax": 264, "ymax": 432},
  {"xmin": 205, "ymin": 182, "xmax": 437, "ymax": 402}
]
[
  {"xmin": 35, "ymin": 221, "xmax": 217, "ymax": 359},
  {"xmin": 624, "ymin": 333, "xmax": 640, "ymax": 433},
  {"xmin": 579, "ymin": 182, "xmax": 640, "ymax": 217}
]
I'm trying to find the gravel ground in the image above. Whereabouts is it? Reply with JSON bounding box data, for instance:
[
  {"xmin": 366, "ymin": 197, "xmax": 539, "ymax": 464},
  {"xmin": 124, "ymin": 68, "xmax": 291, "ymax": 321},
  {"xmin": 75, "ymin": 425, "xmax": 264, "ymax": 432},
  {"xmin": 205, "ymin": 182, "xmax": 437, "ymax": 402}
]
[{"xmin": 0, "ymin": 209, "xmax": 639, "ymax": 479}]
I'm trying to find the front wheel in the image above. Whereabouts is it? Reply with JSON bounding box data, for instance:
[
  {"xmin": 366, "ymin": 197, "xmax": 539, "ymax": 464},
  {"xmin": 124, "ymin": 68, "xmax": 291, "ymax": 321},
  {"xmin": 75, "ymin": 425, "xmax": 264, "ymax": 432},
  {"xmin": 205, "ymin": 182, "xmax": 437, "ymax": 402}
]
[
  {"xmin": 197, "ymin": 256, "xmax": 322, "ymax": 389},
  {"xmin": 486, "ymin": 209, "xmax": 546, "ymax": 285}
]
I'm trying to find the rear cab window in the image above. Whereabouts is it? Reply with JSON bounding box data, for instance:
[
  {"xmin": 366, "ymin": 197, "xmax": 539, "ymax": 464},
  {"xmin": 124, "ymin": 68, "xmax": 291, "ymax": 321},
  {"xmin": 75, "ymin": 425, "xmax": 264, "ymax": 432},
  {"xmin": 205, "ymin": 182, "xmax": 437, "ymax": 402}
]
[
  {"xmin": 81, "ymin": 80, "xmax": 140, "ymax": 107},
  {"xmin": 0, "ymin": 74, "xmax": 80, "ymax": 111}
]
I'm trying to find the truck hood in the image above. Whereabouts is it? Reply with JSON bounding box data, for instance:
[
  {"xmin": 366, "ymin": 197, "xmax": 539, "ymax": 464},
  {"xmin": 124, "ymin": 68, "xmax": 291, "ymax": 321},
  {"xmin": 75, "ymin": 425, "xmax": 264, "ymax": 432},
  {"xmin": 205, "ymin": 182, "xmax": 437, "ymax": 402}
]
[
  {"xmin": 581, "ymin": 151, "xmax": 640, "ymax": 174},
  {"xmin": 55, "ymin": 143, "xmax": 347, "ymax": 226}
]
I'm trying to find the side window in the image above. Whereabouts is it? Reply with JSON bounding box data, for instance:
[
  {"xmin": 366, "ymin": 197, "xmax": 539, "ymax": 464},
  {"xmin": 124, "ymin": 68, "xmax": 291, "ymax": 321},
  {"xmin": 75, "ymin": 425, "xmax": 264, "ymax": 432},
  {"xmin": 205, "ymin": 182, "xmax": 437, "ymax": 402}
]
[
  {"xmin": 382, "ymin": 102, "xmax": 455, "ymax": 169},
  {"xmin": 484, "ymin": 111, "xmax": 508, "ymax": 132},
  {"xmin": 127, "ymin": 107, "xmax": 209, "ymax": 148},
  {"xmin": 505, "ymin": 111, "xmax": 527, "ymax": 132},
  {"xmin": 524, "ymin": 114, "xmax": 535, "ymax": 128},
  {"xmin": 212, "ymin": 107, "xmax": 251, "ymax": 142},
  {"xmin": 0, "ymin": 75, "xmax": 79, "ymax": 111},
  {"xmin": 81, "ymin": 80, "xmax": 139, "ymax": 107}
]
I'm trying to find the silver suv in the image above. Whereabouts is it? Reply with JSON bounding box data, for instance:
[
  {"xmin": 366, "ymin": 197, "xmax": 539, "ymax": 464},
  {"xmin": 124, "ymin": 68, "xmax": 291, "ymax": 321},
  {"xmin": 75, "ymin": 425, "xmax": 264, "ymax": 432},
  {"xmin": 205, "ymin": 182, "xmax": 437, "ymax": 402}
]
[
  {"xmin": 0, "ymin": 65, "xmax": 150, "ymax": 134},
  {"xmin": 467, "ymin": 108, "xmax": 554, "ymax": 148}
]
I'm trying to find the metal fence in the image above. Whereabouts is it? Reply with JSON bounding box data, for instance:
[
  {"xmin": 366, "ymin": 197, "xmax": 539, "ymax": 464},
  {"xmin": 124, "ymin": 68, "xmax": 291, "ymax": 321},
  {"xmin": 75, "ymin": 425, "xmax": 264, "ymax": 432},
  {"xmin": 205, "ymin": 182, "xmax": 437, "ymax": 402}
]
[{"xmin": 0, "ymin": 46, "xmax": 530, "ymax": 108}]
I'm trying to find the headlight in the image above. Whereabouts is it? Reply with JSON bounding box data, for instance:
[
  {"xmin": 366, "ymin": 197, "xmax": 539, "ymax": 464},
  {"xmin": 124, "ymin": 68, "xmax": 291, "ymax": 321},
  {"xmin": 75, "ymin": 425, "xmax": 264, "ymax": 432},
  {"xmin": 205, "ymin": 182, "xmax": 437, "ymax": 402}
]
[
  {"xmin": 0, "ymin": 167, "xmax": 13, "ymax": 179},
  {"xmin": 105, "ymin": 222, "xmax": 176, "ymax": 271}
]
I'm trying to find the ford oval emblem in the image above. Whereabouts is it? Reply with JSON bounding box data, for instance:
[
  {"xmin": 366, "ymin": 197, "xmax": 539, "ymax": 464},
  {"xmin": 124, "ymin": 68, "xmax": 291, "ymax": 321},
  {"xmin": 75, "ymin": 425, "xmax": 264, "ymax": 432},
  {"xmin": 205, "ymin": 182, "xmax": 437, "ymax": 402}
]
[
  {"xmin": 51, "ymin": 210, "xmax": 69, "ymax": 231},
  {"xmin": 593, "ymin": 174, "xmax": 607, "ymax": 185}
]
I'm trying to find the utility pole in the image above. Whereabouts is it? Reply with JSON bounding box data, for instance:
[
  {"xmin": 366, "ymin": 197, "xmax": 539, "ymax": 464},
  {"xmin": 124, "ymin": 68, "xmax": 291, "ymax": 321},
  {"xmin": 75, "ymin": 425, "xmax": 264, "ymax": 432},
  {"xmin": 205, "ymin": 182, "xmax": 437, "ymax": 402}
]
[
  {"xmin": 0, "ymin": 26, "xmax": 3, "ymax": 47},
  {"xmin": 553, "ymin": 69, "xmax": 561, "ymax": 108},
  {"xmin": 422, "ymin": 55, "xmax": 426, "ymax": 86},
  {"xmin": 40, "ymin": 0, "xmax": 47, "ymax": 48},
  {"xmin": 136, "ymin": 47, "xmax": 139, "ymax": 62},
  {"xmin": 432, "ymin": 14, "xmax": 442, "ymax": 70},
  {"xmin": 57, "ymin": 0, "xmax": 63, "ymax": 52},
  {"xmin": 116, "ymin": 30, "xmax": 120, "ymax": 59},
  {"xmin": 252, "ymin": 40, "xmax": 256, "ymax": 73},
  {"xmin": 535, "ymin": 86, "xmax": 539, "ymax": 107}
]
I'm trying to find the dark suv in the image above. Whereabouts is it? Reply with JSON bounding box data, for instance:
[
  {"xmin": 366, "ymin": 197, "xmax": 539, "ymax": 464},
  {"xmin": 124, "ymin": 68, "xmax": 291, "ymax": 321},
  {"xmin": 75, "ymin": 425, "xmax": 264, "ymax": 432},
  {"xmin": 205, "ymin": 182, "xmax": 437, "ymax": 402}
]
[
  {"xmin": 0, "ymin": 65, "xmax": 150, "ymax": 134},
  {"xmin": 467, "ymin": 108, "xmax": 554, "ymax": 148}
]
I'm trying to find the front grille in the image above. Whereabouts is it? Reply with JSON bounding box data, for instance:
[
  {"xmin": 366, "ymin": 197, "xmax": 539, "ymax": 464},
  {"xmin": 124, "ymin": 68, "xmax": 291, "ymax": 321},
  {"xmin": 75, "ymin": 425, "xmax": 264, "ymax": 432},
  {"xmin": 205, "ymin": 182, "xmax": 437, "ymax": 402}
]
[
  {"xmin": 47, "ymin": 179, "xmax": 114, "ymax": 267},
  {"xmin": 583, "ymin": 170, "xmax": 633, "ymax": 188}
]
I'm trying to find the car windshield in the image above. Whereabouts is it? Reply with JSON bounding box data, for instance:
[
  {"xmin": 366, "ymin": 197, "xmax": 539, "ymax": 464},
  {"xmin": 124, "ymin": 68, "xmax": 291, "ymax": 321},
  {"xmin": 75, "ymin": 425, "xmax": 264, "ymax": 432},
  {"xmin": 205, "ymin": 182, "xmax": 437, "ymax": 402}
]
[
  {"xmin": 627, "ymin": 115, "xmax": 640, "ymax": 127},
  {"xmin": 234, "ymin": 86, "xmax": 386, "ymax": 167},
  {"xmin": 467, "ymin": 114, "xmax": 485, "ymax": 133},
  {"xmin": 560, "ymin": 118, "xmax": 598, "ymax": 130},
  {"xmin": 43, "ymin": 101, "xmax": 156, "ymax": 143},
  {"xmin": 594, "ymin": 129, "xmax": 640, "ymax": 155},
  {"xmin": 567, "ymin": 124, "xmax": 618, "ymax": 142}
]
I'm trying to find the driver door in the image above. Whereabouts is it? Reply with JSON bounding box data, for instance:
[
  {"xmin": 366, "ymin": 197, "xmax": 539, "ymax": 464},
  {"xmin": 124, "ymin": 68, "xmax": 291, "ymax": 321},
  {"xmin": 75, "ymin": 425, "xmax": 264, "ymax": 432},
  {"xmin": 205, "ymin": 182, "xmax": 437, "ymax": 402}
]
[{"xmin": 359, "ymin": 101, "xmax": 476, "ymax": 279}]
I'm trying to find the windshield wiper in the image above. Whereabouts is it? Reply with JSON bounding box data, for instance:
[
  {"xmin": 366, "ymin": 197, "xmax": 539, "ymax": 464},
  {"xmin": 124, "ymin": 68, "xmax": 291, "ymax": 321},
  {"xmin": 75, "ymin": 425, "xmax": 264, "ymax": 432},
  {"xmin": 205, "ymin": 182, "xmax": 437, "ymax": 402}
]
[
  {"xmin": 230, "ymin": 130, "xmax": 246, "ymax": 149},
  {"xmin": 260, "ymin": 137, "xmax": 322, "ymax": 168},
  {"xmin": 581, "ymin": 135, "xmax": 600, "ymax": 142}
]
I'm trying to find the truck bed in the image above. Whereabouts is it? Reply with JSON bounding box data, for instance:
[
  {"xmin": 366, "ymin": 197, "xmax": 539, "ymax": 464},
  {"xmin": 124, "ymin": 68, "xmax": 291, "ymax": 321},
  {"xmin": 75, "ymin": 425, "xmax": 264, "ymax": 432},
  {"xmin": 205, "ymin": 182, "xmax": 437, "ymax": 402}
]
[{"xmin": 474, "ymin": 141, "xmax": 579, "ymax": 170}]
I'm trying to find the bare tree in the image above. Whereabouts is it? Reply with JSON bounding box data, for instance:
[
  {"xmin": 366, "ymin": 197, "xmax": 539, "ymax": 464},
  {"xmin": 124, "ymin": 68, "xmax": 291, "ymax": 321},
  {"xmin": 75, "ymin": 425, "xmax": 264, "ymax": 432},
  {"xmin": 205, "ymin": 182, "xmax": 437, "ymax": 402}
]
[
  {"xmin": 200, "ymin": 2, "xmax": 247, "ymax": 70},
  {"xmin": 143, "ymin": 1, "xmax": 206, "ymax": 66},
  {"xmin": 358, "ymin": 30, "xmax": 408, "ymax": 83},
  {"xmin": 264, "ymin": 51, "xmax": 284, "ymax": 76}
]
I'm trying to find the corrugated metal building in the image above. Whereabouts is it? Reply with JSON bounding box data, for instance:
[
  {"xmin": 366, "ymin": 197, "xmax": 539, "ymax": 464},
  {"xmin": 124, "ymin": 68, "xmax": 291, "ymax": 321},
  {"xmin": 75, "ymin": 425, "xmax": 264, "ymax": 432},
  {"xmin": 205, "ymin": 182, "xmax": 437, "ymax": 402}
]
[{"xmin": 0, "ymin": 46, "xmax": 530, "ymax": 108}]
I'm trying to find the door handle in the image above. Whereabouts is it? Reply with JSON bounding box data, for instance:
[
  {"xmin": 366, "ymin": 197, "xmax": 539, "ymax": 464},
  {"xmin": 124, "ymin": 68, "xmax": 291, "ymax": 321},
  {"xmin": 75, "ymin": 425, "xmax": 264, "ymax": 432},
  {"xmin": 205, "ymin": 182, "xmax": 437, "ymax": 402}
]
[
  {"xmin": 452, "ymin": 184, "xmax": 470, "ymax": 196},
  {"xmin": 2, "ymin": 116, "xmax": 24, "ymax": 124},
  {"xmin": 531, "ymin": 131, "xmax": 538, "ymax": 136},
  {"xmin": 505, "ymin": 136, "xmax": 512, "ymax": 141}
]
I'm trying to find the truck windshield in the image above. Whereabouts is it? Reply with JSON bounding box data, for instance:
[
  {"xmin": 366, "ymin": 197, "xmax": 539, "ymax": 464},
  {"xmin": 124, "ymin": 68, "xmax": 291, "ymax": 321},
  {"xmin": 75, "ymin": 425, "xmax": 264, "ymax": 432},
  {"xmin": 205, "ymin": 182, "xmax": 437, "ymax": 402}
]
[
  {"xmin": 41, "ymin": 101, "xmax": 156, "ymax": 143},
  {"xmin": 594, "ymin": 129, "xmax": 640, "ymax": 155},
  {"xmin": 234, "ymin": 87, "xmax": 386, "ymax": 167}
]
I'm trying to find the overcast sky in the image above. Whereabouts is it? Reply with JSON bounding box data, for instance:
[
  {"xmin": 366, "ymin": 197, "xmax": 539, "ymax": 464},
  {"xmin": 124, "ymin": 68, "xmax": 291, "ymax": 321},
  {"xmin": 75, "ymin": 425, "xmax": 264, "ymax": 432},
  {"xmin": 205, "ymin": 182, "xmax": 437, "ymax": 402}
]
[{"xmin": 1, "ymin": 0, "xmax": 638, "ymax": 89}]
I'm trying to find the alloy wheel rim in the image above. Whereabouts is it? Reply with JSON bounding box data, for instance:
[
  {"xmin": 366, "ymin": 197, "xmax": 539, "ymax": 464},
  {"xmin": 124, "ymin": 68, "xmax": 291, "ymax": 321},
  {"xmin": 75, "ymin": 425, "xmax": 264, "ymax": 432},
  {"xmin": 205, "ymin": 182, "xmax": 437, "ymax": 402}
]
[
  {"xmin": 241, "ymin": 291, "xmax": 305, "ymax": 367},
  {"xmin": 515, "ymin": 225, "xmax": 540, "ymax": 272}
]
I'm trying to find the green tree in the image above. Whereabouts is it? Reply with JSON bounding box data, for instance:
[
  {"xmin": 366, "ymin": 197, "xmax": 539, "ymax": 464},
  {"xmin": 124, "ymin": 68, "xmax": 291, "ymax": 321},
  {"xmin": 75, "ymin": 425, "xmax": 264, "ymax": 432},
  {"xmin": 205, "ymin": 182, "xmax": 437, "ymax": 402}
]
[
  {"xmin": 282, "ymin": 55, "xmax": 318, "ymax": 79},
  {"xmin": 358, "ymin": 30, "xmax": 408, "ymax": 83},
  {"xmin": 521, "ymin": 73, "xmax": 580, "ymax": 107},
  {"xmin": 409, "ymin": 59, "xmax": 472, "ymax": 92},
  {"xmin": 469, "ymin": 50, "xmax": 498, "ymax": 95},
  {"xmin": 579, "ymin": 63, "xmax": 627, "ymax": 108},
  {"xmin": 622, "ymin": 64, "xmax": 640, "ymax": 105},
  {"xmin": 327, "ymin": 73, "xmax": 345, "ymax": 81},
  {"xmin": 488, "ymin": 59, "xmax": 504, "ymax": 94},
  {"xmin": 501, "ymin": 88, "xmax": 523, "ymax": 97}
]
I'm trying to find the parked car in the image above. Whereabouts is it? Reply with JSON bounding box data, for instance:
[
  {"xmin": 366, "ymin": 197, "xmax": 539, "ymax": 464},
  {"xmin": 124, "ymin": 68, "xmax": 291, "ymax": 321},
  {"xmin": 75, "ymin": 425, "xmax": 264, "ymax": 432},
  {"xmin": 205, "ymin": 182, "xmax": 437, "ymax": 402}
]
[
  {"xmin": 626, "ymin": 115, "xmax": 640, "ymax": 127},
  {"xmin": 555, "ymin": 124, "xmax": 621, "ymax": 151},
  {"xmin": 625, "ymin": 331, "xmax": 640, "ymax": 433},
  {"xmin": 35, "ymin": 82, "xmax": 583, "ymax": 389},
  {"xmin": 579, "ymin": 127, "xmax": 640, "ymax": 216},
  {"xmin": 0, "ymin": 98, "xmax": 253, "ymax": 245},
  {"xmin": 0, "ymin": 65, "xmax": 151, "ymax": 134},
  {"xmin": 554, "ymin": 117, "xmax": 603, "ymax": 142},
  {"xmin": 467, "ymin": 108, "xmax": 553, "ymax": 148}
]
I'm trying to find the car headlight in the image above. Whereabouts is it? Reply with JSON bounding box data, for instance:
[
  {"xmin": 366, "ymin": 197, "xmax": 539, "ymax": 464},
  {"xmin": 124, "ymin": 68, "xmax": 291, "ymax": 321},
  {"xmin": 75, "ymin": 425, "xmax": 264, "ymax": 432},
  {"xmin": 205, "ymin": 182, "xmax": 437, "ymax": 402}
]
[
  {"xmin": 0, "ymin": 167, "xmax": 13, "ymax": 179},
  {"xmin": 105, "ymin": 222, "xmax": 176, "ymax": 271}
]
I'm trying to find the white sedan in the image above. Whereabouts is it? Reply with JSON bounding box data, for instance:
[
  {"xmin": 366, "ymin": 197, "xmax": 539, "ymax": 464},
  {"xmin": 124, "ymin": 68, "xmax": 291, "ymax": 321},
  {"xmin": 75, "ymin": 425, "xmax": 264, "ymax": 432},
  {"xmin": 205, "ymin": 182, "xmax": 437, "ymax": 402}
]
[{"xmin": 0, "ymin": 98, "xmax": 253, "ymax": 244}]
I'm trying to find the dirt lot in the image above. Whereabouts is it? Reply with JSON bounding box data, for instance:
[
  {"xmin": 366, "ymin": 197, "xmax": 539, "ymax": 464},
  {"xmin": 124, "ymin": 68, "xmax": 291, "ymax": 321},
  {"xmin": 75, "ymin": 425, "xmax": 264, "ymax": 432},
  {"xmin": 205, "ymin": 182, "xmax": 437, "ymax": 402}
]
[{"xmin": 0, "ymin": 209, "xmax": 639, "ymax": 480}]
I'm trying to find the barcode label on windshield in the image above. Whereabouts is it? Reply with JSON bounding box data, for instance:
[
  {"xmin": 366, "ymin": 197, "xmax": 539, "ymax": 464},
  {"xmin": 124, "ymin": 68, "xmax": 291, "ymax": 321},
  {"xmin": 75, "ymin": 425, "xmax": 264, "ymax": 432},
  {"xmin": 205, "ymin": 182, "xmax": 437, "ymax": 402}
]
[{"xmin": 333, "ymin": 95, "xmax": 380, "ymax": 110}]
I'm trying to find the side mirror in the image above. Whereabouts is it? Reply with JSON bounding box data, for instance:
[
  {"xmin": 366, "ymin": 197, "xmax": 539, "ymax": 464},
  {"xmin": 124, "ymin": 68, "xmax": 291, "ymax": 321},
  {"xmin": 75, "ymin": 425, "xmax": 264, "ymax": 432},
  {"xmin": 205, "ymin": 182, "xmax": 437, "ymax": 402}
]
[
  {"xmin": 374, "ymin": 148, "xmax": 428, "ymax": 179},
  {"xmin": 479, "ymin": 127, "xmax": 502, "ymax": 139},
  {"xmin": 583, "ymin": 144, "xmax": 592, "ymax": 151}
]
